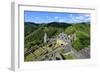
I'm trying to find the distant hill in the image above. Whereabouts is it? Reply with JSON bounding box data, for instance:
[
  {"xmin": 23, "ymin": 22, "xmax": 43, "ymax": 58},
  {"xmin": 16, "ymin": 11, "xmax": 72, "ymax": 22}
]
[
  {"xmin": 24, "ymin": 22, "xmax": 72, "ymax": 37},
  {"xmin": 46, "ymin": 22, "xmax": 72, "ymax": 28}
]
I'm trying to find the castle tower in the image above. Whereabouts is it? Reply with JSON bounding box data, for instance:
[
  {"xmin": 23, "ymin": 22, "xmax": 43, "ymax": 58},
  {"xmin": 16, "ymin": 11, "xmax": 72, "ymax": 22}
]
[{"xmin": 44, "ymin": 32, "xmax": 47, "ymax": 43}]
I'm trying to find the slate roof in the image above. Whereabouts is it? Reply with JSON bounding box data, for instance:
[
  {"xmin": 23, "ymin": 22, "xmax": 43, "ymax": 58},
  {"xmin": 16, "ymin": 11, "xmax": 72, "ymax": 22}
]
[{"xmin": 57, "ymin": 32, "xmax": 70, "ymax": 43}]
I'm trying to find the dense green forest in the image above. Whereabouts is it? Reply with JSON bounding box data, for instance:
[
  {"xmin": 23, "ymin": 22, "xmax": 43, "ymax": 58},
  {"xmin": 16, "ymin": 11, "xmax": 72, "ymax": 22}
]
[{"xmin": 24, "ymin": 22, "xmax": 90, "ymax": 52}]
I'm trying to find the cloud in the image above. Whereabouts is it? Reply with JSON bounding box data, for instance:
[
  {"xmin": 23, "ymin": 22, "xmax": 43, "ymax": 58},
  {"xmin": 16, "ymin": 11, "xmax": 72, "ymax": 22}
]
[
  {"xmin": 70, "ymin": 14, "xmax": 73, "ymax": 17},
  {"xmin": 47, "ymin": 18, "xmax": 51, "ymax": 20},
  {"xmin": 70, "ymin": 14, "xmax": 75, "ymax": 20},
  {"xmin": 69, "ymin": 14, "xmax": 90, "ymax": 23},
  {"xmin": 59, "ymin": 19, "xmax": 65, "ymax": 22},
  {"xmin": 75, "ymin": 16, "xmax": 85, "ymax": 21},
  {"xmin": 84, "ymin": 14, "xmax": 90, "ymax": 17},
  {"xmin": 46, "ymin": 16, "xmax": 51, "ymax": 20},
  {"xmin": 46, "ymin": 16, "xmax": 49, "ymax": 18},
  {"xmin": 35, "ymin": 17, "xmax": 39, "ymax": 19},
  {"xmin": 54, "ymin": 16, "xmax": 59, "ymax": 19}
]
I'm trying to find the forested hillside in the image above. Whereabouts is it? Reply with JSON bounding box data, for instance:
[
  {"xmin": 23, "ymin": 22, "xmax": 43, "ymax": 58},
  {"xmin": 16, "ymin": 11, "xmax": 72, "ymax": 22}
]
[{"xmin": 24, "ymin": 22, "xmax": 90, "ymax": 61}]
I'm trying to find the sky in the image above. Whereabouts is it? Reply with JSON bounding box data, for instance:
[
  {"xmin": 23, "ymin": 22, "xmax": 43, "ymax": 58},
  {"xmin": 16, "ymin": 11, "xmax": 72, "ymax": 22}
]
[{"xmin": 24, "ymin": 11, "xmax": 91, "ymax": 23}]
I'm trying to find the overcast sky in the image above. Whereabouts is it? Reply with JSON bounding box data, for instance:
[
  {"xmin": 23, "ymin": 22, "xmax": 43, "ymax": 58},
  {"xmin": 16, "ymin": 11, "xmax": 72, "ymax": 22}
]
[{"xmin": 24, "ymin": 11, "xmax": 91, "ymax": 23}]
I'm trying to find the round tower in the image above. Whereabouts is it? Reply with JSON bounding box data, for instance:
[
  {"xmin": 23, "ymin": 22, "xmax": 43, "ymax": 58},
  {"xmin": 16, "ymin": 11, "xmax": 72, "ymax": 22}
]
[{"xmin": 44, "ymin": 32, "xmax": 47, "ymax": 43}]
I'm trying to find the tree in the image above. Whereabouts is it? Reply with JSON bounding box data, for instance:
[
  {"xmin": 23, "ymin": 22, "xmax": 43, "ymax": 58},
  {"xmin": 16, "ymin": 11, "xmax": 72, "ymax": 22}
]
[
  {"xmin": 72, "ymin": 31, "xmax": 90, "ymax": 51},
  {"xmin": 65, "ymin": 26, "xmax": 76, "ymax": 35}
]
